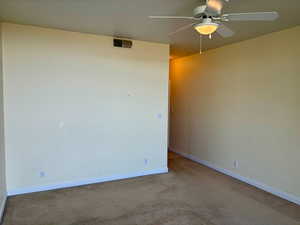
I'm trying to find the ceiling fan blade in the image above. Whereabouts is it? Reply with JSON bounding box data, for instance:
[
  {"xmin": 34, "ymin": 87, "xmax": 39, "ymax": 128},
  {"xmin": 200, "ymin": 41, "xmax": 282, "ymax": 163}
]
[
  {"xmin": 168, "ymin": 23, "xmax": 197, "ymax": 36},
  {"xmin": 206, "ymin": 0, "xmax": 223, "ymax": 16},
  {"xmin": 223, "ymin": 12, "xmax": 279, "ymax": 21},
  {"xmin": 149, "ymin": 16, "xmax": 197, "ymax": 20},
  {"xmin": 216, "ymin": 23, "xmax": 234, "ymax": 38}
]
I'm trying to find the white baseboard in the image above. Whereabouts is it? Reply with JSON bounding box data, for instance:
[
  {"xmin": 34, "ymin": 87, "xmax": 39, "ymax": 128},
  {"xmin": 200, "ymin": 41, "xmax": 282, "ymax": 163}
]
[
  {"xmin": 169, "ymin": 148, "xmax": 300, "ymax": 206},
  {"xmin": 7, "ymin": 168, "xmax": 168, "ymax": 196},
  {"xmin": 0, "ymin": 196, "xmax": 7, "ymax": 223}
]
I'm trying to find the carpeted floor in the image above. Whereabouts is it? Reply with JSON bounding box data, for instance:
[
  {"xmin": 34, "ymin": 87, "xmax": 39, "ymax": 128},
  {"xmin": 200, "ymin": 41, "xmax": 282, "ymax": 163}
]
[{"xmin": 2, "ymin": 152, "xmax": 300, "ymax": 225}]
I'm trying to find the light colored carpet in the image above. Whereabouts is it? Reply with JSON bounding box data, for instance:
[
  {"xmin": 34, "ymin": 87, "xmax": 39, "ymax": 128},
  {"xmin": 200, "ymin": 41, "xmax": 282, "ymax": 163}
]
[{"xmin": 2, "ymin": 152, "xmax": 300, "ymax": 225}]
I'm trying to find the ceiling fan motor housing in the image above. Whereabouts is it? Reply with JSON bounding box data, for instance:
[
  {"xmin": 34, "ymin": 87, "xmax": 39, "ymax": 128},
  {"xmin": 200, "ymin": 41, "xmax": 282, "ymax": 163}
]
[{"xmin": 193, "ymin": 5, "xmax": 207, "ymax": 18}]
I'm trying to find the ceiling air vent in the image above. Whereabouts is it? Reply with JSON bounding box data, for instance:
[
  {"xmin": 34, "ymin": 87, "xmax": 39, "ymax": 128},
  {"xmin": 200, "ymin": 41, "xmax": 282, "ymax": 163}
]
[{"xmin": 113, "ymin": 39, "xmax": 132, "ymax": 48}]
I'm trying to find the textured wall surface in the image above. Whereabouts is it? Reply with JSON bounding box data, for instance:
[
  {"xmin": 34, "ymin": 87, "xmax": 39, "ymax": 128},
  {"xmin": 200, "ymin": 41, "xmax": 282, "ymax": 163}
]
[
  {"xmin": 170, "ymin": 26, "xmax": 300, "ymax": 198},
  {"xmin": 3, "ymin": 23, "xmax": 169, "ymax": 192}
]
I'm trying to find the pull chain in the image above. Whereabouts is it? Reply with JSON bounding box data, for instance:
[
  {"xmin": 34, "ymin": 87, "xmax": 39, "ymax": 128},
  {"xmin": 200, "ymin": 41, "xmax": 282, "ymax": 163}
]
[{"xmin": 199, "ymin": 35, "xmax": 202, "ymax": 54}]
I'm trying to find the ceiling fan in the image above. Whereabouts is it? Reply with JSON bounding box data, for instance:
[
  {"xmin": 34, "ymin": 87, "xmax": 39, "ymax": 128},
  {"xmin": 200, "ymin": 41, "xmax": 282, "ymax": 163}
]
[{"xmin": 149, "ymin": 0, "xmax": 279, "ymax": 40}]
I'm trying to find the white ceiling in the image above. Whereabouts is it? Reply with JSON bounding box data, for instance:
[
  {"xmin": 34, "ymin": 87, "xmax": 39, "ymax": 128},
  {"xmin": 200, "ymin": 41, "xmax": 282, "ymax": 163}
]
[{"xmin": 0, "ymin": 0, "xmax": 299, "ymax": 58}]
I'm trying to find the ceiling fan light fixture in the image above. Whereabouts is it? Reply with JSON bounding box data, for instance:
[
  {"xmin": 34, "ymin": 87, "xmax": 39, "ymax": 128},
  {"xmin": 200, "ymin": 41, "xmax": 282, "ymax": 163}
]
[{"xmin": 194, "ymin": 19, "xmax": 219, "ymax": 35}]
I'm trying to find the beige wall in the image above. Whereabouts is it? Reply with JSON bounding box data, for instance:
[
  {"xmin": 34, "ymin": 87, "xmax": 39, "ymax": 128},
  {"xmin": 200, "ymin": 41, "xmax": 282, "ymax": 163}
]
[
  {"xmin": 0, "ymin": 23, "xmax": 7, "ymax": 218},
  {"xmin": 2, "ymin": 23, "xmax": 169, "ymax": 193},
  {"xmin": 170, "ymin": 26, "xmax": 300, "ymax": 199}
]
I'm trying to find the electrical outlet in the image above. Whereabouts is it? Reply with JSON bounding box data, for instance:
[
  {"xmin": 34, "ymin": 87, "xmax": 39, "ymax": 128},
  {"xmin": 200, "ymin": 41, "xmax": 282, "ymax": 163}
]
[
  {"xmin": 233, "ymin": 160, "xmax": 239, "ymax": 169},
  {"xmin": 39, "ymin": 171, "xmax": 45, "ymax": 178},
  {"xmin": 157, "ymin": 113, "xmax": 162, "ymax": 119},
  {"xmin": 144, "ymin": 158, "xmax": 148, "ymax": 165}
]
